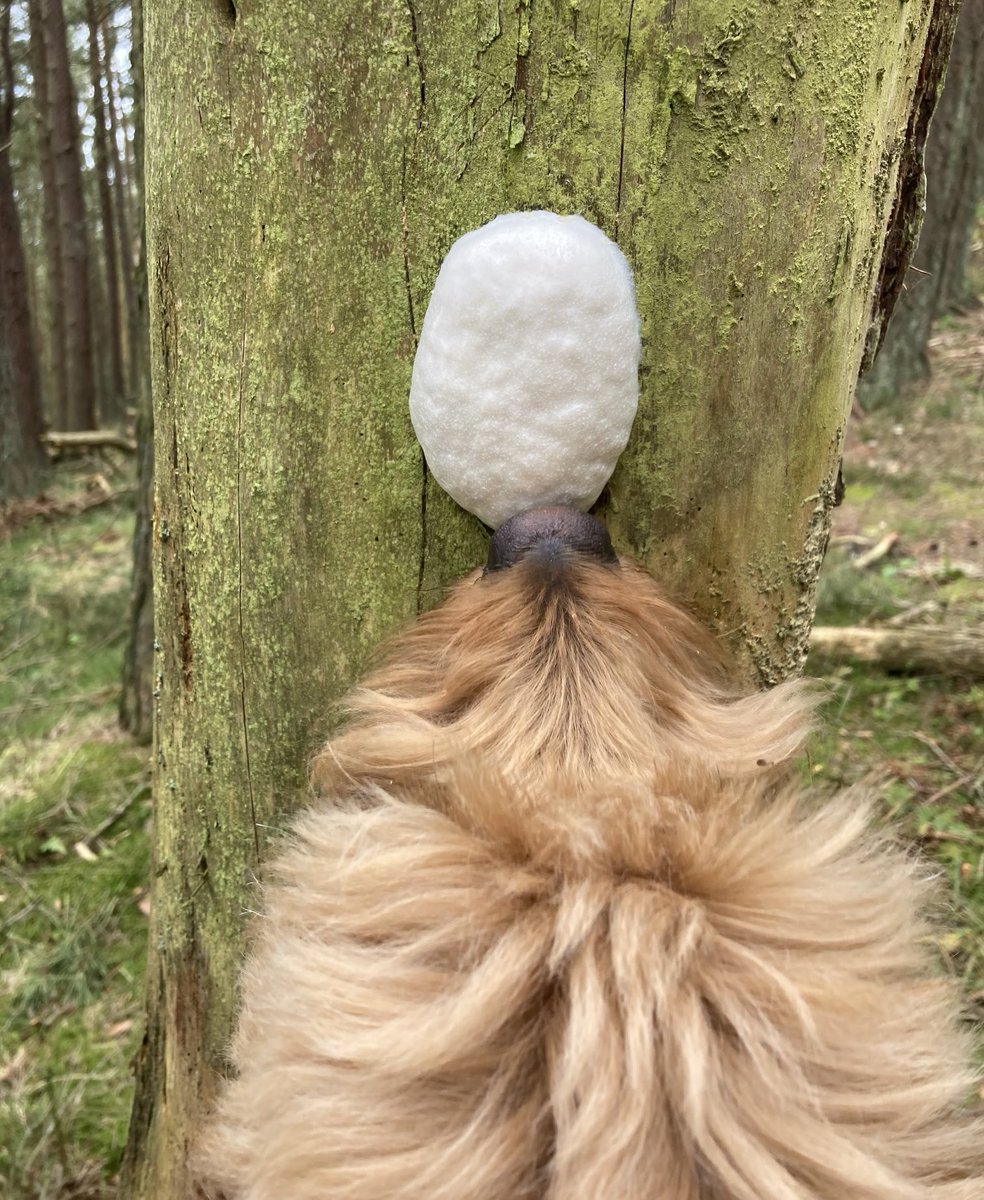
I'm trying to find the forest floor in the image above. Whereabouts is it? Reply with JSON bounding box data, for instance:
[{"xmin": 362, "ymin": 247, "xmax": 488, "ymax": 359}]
[
  {"xmin": 0, "ymin": 318, "xmax": 982, "ymax": 1197},
  {"xmin": 806, "ymin": 304, "xmax": 984, "ymax": 1032}
]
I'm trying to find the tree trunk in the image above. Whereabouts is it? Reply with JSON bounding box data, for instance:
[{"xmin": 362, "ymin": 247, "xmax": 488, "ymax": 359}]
[
  {"xmin": 27, "ymin": 0, "xmax": 67, "ymax": 429},
  {"xmin": 122, "ymin": 1, "xmax": 957, "ymax": 1196},
  {"xmin": 0, "ymin": 0, "xmax": 48, "ymax": 500},
  {"xmin": 102, "ymin": 10, "xmax": 140, "ymax": 403},
  {"xmin": 42, "ymin": 0, "xmax": 97, "ymax": 431},
  {"xmin": 119, "ymin": 0, "xmax": 155, "ymax": 746},
  {"xmin": 858, "ymin": 0, "xmax": 984, "ymax": 404},
  {"xmin": 86, "ymin": 0, "xmax": 126, "ymax": 421}
]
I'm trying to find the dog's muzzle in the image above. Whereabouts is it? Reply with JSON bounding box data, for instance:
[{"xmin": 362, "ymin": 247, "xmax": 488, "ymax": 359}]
[{"xmin": 484, "ymin": 506, "xmax": 618, "ymax": 573}]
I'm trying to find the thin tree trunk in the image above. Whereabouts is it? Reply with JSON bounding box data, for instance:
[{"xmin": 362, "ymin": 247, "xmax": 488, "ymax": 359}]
[
  {"xmin": 86, "ymin": 0, "xmax": 125, "ymax": 420},
  {"xmin": 0, "ymin": 0, "xmax": 48, "ymax": 499},
  {"xmin": 101, "ymin": 10, "xmax": 138, "ymax": 399},
  {"xmin": 122, "ymin": 1, "xmax": 958, "ymax": 1195},
  {"xmin": 42, "ymin": 0, "xmax": 97, "ymax": 431},
  {"xmin": 27, "ymin": 0, "xmax": 67, "ymax": 429}
]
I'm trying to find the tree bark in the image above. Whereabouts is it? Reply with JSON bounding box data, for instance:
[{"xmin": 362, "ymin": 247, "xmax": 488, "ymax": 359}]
[
  {"xmin": 858, "ymin": 0, "xmax": 984, "ymax": 403},
  {"xmin": 0, "ymin": 0, "xmax": 48, "ymax": 500},
  {"xmin": 41, "ymin": 0, "xmax": 97, "ymax": 431},
  {"xmin": 122, "ymin": 1, "xmax": 958, "ymax": 1196}
]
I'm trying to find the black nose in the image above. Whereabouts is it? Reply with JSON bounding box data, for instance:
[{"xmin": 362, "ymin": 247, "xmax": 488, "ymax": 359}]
[{"xmin": 485, "ymin": 506, "xmax": 618, "ymax": 573}]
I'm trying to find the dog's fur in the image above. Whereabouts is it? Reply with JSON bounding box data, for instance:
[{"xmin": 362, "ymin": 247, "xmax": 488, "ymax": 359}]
[{"xmin": 203, "ymin": 550, "xmax": 983, "ymax": 1199}]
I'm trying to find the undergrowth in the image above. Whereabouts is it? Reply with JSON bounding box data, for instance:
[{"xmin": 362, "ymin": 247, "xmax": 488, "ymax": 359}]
[{"xmin": 0, "ymin": 490, "xmax": 151, "ymax": 1200}]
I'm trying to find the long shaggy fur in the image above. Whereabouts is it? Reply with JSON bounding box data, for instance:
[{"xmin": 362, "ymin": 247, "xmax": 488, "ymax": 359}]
[{"xmin": 202, "ymin": 554, "xmax": 983, "ymax": 1199}]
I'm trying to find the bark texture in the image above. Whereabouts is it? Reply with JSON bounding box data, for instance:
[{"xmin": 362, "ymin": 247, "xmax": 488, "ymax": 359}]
[
  {"xmin": 859, "ymin": 0, "xmax": 984, "ymax": 403},
  {"xmin": 123, "ymin": 0, "xmax": 958, "ymax": 1195}
]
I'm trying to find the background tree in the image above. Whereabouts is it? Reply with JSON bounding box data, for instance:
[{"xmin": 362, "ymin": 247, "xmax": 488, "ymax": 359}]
[
  {"xmin": 100, "ymin": 1, "xmax": 141, "ymax": 397},
  {"xmin": 11, "ymin": 0, "xmax": 140, "ymax": 435},
  {"xmin": 859, "ymin": 0, "xmax": 984, "ymax": 403},
  {"xmin": 121, "ymin": 0, "xmax": 957, "ymax": 1195},
  {"xmin": 0, "ymin": 0, "xmax": 47, "ymax": 500},
  {"xmin": 38, "ymin": 0, "xmax": 97, "ymax": 430},
  {"xmin": 26, "ymin": 0, "xmax": 68, "ymax": 427},
  {"xmin": 85, "ymin": 0, "xmax": 126, "ymax": 420}
]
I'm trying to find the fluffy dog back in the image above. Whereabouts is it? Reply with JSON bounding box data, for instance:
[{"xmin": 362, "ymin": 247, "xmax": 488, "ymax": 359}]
[{"xmin": 202, "ymin": 554, "xmax": 983, "ymax": 1200}]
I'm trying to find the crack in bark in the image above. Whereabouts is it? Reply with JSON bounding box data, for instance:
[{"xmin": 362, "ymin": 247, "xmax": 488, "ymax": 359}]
[
  {"xmin": 406, "ymin": 0, "xmax": 426, "ymax": 116},
  {"xmin": 400, "ymin": 0, "xmax": 425, "ymax": 343},
  {"xmin": 509, "ymin": 0, "xmax": 532, "ymax": 143},
  {"xmin": 615, "ymin": 0, "xmax": 635, "ymax": 239},
  {"xmin": 415, "ymin": 453, "xmax": 428, "ymax": 611},
  {"xmin": 403, "ymin": 0, "xmax": 429, "ymax": 609},
  {"xmin": 235, "ymin": 289, "xmax": 259, "ymax": 857},
  {"xmin": 399, "ymin": 157, "xmax": 418, "ymax": 343}
]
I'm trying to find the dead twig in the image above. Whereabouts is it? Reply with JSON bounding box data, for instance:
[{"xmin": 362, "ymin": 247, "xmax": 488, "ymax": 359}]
[
  {"xmin": 82, "ymin": 782, "xmax": 151, "ymax": 851},
  {"xmin": 852, "ymin": 531, "xmax": 899, "ymax": 570},
  {"xmin": 924, "ymin": 775, "xmax": 977, "ymax": 807},
  {"xmin": 918, "ymin": 827, "xmax": 979, "ymax": 847},
  {"xmin": 911, "ymin": 731, "xmax": 967, "ymax": 779}
]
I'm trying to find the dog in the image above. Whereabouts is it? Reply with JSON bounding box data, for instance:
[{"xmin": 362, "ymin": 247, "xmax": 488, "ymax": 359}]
[{"xmin": 202, "ymin": 507, "xmax": 983, "ymax": 1199}]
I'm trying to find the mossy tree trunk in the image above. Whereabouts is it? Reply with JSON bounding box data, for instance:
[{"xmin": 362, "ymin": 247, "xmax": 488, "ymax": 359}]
[{"xmin": 122, "ymin": 0, "xmax": 956, "ymax": 1195}]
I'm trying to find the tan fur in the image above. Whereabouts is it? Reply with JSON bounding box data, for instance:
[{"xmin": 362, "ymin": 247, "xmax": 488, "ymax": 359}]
[{"xmin": 202, "ymin": 555, "xmax": 983, "ymax": 1199}]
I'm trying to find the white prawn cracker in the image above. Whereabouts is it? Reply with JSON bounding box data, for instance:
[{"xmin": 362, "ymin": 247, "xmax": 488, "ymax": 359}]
[{"xmin": 409, "ymin": 211, "xmax": 641, "ymax": 529}]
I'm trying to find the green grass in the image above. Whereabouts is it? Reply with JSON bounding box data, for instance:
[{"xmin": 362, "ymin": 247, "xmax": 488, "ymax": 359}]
[
  {"xmin": 804, "ymin": 666, "xmax": 984, "ymax": 1027},
  {"xmin": 0, "ymin": 492, "xmax": 151, "ymax": 1200}
]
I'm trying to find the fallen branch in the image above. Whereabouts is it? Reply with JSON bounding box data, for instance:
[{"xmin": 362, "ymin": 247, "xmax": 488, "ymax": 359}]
[
  {"xmin": 0, "ymin": 477, "xmax": 125, "ymax": 537},
  {"xmin": 852, "ymin": 531, "xmax": 898, "ymax": 570},
  {"xmin": 42, "ymin": 430, "xmax": 137, "ymax": 454},
  {"xmin": 82, "ymin": 782, "xmax": 151, "ymax": 851},
  {"xmin": 911, "ymin": 730, "xmax": 965, "ymax": 777},
  {"xmin": 809, "ymin": 625, "xmax": 984, "ymax": 679}
]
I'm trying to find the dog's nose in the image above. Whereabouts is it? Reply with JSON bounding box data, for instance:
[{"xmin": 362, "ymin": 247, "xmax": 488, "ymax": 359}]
[{"xmin": 485, "ymin": 506, "xmax": 618, "ymax": 573}]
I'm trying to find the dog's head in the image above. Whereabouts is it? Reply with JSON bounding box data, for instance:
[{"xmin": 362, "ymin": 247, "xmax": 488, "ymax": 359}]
[{"xmin": 313, "ymin": 507, "xmax": 816, "ymax": 807}]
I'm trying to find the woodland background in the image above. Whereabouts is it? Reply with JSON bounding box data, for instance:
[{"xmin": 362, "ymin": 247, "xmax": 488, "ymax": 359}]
[{"xmin": 0, "ymin": 0, "xmax": 983, "ymax": 1197}]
